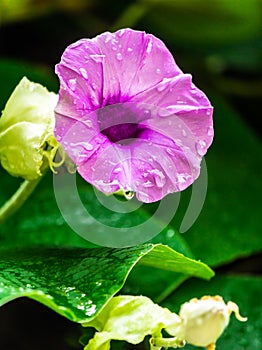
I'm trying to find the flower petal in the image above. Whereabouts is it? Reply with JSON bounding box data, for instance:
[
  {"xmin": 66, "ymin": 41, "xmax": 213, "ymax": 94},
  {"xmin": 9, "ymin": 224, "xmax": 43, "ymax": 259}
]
[
  {"xmin": 94, "ymin": 29, "xmax": 181, "ymax": 103},
  {"xmin": 131, "ymin": 73, "xmax": 214, "ymax": 156},
  {"xmin": 55, "ymin": 29, "xmax": 214, "ymax": 203}
]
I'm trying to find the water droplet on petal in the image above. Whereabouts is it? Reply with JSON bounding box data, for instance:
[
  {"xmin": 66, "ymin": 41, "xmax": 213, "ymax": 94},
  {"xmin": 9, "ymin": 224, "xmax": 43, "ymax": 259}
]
[
  {"xmin": 143, "ymin": 109, "xmax": 151, "ymax": 118},
  {"xmin": 91, "ymin": 82, "xmax": 97, "ymax": 91},
  {"xmin": 195, "ymin": 140, "xmax": 207, "ymax": 156},
  {"xmin": 124, "ymin": 191, "xmax": 135, "ymax": 200},
  {"xmin": 156, "ymin": 68, "xmax": 161, "ymax": 74},
  {"xmin": 117, "ymin": 29, "xmax": 125, "ymax": 37},
  {"xmin": 90, "ymin": 54, "xmax": 105, "ymax": 63},
  {"xmin": 149, "ymin": 169, "xmax": 166, "ymax": 188},
  {"xmin": 127, "ymin": 47, "xmax": 133, "ymax": 52},
  {"xmin": 83, "ymin": 142, "xmax": 93, "ymax": 151},
  {"xmin": 116, "ymin": 52, "xmax": 123, "ymax": 61},
  {"xmin": 113, "ymin": 167, "xmax": 122, "ymax": 174},
  {"xmin": 143, "ymin": 180, "xmax": 154, "ymax": 188},
  {"xmin": 207, "ymin": 126, "xmax": 214, "ymax": 136},
  {"xmin": 182, "ymin": 129, "xmax": 187, "ymax": 137},
  {"xmin": 166, "ymin": 148, "xmax": 175, "ymax": 156},
  {"xmin": 84, "ymin": 120, "xmax": 93, "ymax": 128},
  {"xmin": 68, "ymin": 78, "xmax": 76, "ymax": 91},
  {"xmin": 79, "ymin": 67, "xmax": 88, "ymax": 79}
]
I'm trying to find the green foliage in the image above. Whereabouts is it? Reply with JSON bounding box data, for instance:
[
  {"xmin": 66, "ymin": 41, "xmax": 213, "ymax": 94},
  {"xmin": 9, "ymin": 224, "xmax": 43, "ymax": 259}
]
[{"xmin": 0, "ymin": 245, "xmax": 212, "ymax": 322}]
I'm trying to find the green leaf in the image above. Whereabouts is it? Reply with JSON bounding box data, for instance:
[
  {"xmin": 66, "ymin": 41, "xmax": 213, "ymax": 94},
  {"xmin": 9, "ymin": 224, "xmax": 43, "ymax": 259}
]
[
  {"xmin": 0, "ymin": 169, "xmax": 197, "ymax": 302},
  {"xmin": 0, "ymin": 244, "xmax": 213, "ymax": 323},
  {"xmin": 163, "ymin": 275, "xmax": 262, "ymax": 350},
  {"xmin": 122, "ymin": 231, "xmax": 192, "ymax": 302},
  {"xmin": 173, "ymin": 96, "xmax": 262, "ymax": 267}
]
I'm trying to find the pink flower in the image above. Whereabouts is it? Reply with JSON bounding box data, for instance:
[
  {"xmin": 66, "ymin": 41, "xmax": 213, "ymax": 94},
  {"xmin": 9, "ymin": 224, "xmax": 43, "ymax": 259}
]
[{"xmin": 55, "ymin": 29, "xmax": 213, "ymax": 203}]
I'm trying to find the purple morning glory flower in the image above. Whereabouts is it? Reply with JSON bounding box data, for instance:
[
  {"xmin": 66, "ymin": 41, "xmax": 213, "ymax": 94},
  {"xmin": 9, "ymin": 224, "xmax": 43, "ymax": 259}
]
[{"xmin": 55, "ymin": 28, "xmax": 213, "ymax": 203}]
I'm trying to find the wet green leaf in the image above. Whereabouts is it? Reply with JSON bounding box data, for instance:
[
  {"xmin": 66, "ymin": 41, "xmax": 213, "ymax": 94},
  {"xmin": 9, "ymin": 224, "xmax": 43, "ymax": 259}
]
[
  {"xmin": 0, "ymin": 244, "xmax": 213, "ymax": 323},
  {"xmin": 179, "ymin": 96, "xmax": 262, "ymax": 267}
]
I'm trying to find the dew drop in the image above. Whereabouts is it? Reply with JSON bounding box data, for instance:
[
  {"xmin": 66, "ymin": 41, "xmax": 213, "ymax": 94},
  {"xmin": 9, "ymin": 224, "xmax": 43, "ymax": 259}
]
[
  {"xmin": 91, "ymin": 82, "xmax": 97, "ymax": 91},
  {"xmin": 207, "ymin": 126, "xmax": 214, "ymax": 137},
  {"xmin": 166, "ymin": 229, "xmax": 175, "ymax": 238},
  {"xmin": 90, "ymin": 54, "xmax": 105, "ymax": 63},
  {"xmin": 116, "ymin": 52, "xmax": 123, "ymax": 61},
  {"xmin": 143, "ymin": 109, "xmax": 151, "ymax": 118},
  {"xmin": 166, "ymin": 148, "xmax": 175, "ymax": 156},
  {"xmin": 149, "ymin": 169, "xmax": 166, "ymax": 188},
  {"xmin": 195, "ymin": 140, "xmax": 207, "ymax": 156},
  {"xmin": 83, "ymin": 142, "xmax": 94, "ymax": 151},
  {"xmin": 117, "ymin": 29, "xmax": 125, "ymax": 37},
  {"xmin": 68, "ymin": 78, "xmax": 76, "ymax": 91},
  {"xmin": 182, "ymin": 129, "xmax": 187, "ymax": 137},
  {"xmin": 79, "ymin": 67, "xmax": 88, "ymax": 79},
  {"xmin": 156, "ymin": 68, "xmax": 161, "ymax": 74},
  {"xmin": 127, "ymin": 47, "xmax": 133, "ymax": 52},
  {"xmin": 157, "ymin": 81, "xmax": 168, "ymax": 92},
  {"xmin": 84, "ymin": 120, "xmax": 93, "ymax": 128},
  {"xmin": 143, "ymin": 180, "xmax": 154, "ymax": 188},
  {"xmin": 113, "ymin": 167, "xmax": 122, "ymax": 174},
  {"xmin": 112, "ymin": 46, "xmax": 117, "ymax": 51},
  {"xmin": 124, "ymin": 191, "xmax": 135, "ymax": 200}
]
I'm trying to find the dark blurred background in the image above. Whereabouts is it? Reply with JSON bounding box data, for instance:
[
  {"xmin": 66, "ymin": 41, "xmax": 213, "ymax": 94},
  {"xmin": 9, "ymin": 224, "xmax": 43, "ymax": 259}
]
[{"xmin": 0, "ymin": 0, "xmax": 261, "ymax": 349}]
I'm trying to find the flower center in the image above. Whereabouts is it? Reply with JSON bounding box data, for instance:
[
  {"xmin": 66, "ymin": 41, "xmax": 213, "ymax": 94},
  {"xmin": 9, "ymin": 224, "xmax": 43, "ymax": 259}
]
[
  {"xmin": 102, "ymin": 123, "xmax": 142, "ymax": 144},
  {"xmin": 97, "ymin": 103, "xmax": 145, "ymax": 145}
]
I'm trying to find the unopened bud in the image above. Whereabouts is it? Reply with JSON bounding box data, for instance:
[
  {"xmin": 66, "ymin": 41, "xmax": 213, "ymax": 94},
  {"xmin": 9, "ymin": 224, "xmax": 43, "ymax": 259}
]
[
  {"xmin": 0, "ymin": 77, "xmax": 62, "ymax": 180},
  {"xmin": 178, "ymin": 295, "xmax": 247, "ymax": 349}
]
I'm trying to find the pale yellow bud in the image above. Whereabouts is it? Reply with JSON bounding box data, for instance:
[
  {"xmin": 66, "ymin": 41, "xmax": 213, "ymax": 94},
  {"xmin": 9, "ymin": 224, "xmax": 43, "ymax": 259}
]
[
  {"xmin": 177, "ymin": 295, "xmax": 247, "ymax": 349},
  {"xmin": 0, "ymin": 77, "xmax": 61, "ymax": 180}
]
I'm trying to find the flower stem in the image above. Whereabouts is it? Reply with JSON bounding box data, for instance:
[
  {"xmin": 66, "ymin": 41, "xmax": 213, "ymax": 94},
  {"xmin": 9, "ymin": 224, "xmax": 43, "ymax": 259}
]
[
  {"xmin": 0, "ymin": 177, "xmax": 42, "ymax": 225},
  {"xmin": 150, "ymin": 337, "xmax": 185, "ymax": 349}
]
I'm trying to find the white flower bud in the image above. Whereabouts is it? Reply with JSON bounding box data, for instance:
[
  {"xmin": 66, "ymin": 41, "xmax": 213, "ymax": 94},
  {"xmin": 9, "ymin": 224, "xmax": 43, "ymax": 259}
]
[
  {"xmin": 177, "ymin": 295, "xmax": 247, "ymax": 349},
  {"xmin": 0, "ymin": 77, "xmax": 62, "ymax": 180}
]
